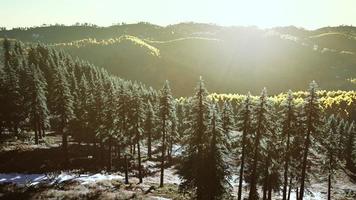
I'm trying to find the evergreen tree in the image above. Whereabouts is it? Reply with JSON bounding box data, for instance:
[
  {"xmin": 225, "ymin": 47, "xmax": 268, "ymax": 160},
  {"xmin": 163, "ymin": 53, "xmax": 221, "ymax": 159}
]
[
  {"xmin": 52, "ymin": 64, "xmax": 74, "ymax": 164},
  {"xmin": 145, "ymin": 100, "xmax": 156, "ymax": 159},
  {"xmin": 178, "ymin": 77, "xmax": 211, "ymax": 199},
  {"xmin": 221, "ymin": 100, "xmax": 235, "ymax": 150},
  {"xmin": 117, "ymin": 82, "xmax": 130, "ymax": 160},
  {"xmin": 321, "ymin": 115, "xmax": 340, "ymax": 200},
  {"xmin": 206, "ymin": 103, "xmax": 232, "ymax": 199},
  {"xmin": 25, "ymin": 64, "xmax": 49, "ymax": 144},
  {"xmin": 345, "ymin": 121, "xmax": 355, "ymax": 170},
  {"xmin": 74, "ymin": 75, "xmax": 90, "ymax": 143},
  {"xmin": 280, "ymin": 90, "xmax": 298, "ymax": 200},
  {"xmin": 236, "ymin": 93, "xmax": 253, "ymax": 200},
  {"xmin": 3, "ymin": 38, "xmax": 12, "ymax": 68},
  {"xmin": 129, "ymin": 85, "xmax": 145, "ymax": 183},
  {"xmin": 248, "ymin": 88, "xmax": 272, "ymax": 200},
  {"xmin": 352, "ymin": 124, "xmax": 356, "ymax": 168},
  {"xmin": 2, "ymin": 54, "xmax": 23, "ymax": 133},
  {"xmin": 158, "ymin": 80, "xmax": 174, "ymax": 187},
  {"xmin": 299, "ymin": 81, "xmax": 322, "ymax": 200},
  {"xmin": 101, "ymin": 79, "xmax": 119, "ymax": 170},
  {"xmin": 167, "ymin": 102, "xmax": 179, "ymax": 163}
]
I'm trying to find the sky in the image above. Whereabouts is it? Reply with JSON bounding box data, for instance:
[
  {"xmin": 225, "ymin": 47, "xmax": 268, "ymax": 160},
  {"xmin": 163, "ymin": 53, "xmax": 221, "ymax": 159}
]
[{"xmin": 1, "ymin": 0, "xmax": 355, "ymax": 30}]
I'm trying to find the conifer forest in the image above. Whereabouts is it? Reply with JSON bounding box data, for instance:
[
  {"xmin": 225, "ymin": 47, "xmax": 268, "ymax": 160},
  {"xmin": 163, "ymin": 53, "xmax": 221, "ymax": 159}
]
[{"xmin": 1, "ymin": 1, "xmax": 356, "ymax": 199}]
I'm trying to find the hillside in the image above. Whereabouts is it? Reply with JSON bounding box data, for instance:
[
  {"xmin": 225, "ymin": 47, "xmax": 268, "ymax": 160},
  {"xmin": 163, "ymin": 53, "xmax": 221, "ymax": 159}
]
[{"xmin": 1, "ymin": 23, "xmax": 356, "ymax": 96}]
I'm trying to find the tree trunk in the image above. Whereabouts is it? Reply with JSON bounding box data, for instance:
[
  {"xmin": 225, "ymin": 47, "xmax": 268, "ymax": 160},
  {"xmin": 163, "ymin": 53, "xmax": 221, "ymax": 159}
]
[
  {"xmin": 238, "ymin": 129, "xmax": 247, "ymax": 200},
  {"xmin": 327, "ymin": 171, "xmax": 331, "ymax": 200},
  {"xmin": 283, "ymin": 128, "xmax": 291, "ymax": 200},
  {"xmin": 108, "ymin": 136, "xmax": 112, "ymax": 171},
  {"xmin": 160, "ymin": 122, "xmax": 166, "ymax": 187},
  {"xmin": 118, "ymin": 145, "xmax": 121, "ymax": 161},
  {"xmin": 296, "ymin": 187, "xmax": 299, "ymax": 200},
  {"xmin": 137, "ymin": 138, "xmax": 142, "ymax": 184},
  {"xmin": 263, "ymin": 185, "xmax": 267, "ymax": 200},
  {"xmin": 263, "ymin": 155, "xmax": 270, "ymax": 200},
  {"xmin": 62, "ymin": 117, "xmax": 68, "ymax": 167},
  {"xmin": 147, "ymin": 132, "xmax": 152, "ymax": 159},
  {"xmin": 37, "ymin": 119, "xmax": 42, "ymax": 139},
  {"xmin": 34, "ymin": 113, "xmax": 39, "ymax": 144},
  {"xmin": 124, "ymin": 154, "xmax": 129, "ymax": 184},
  {"xmin": 267, "ymin": 185, "xmax": 272, "ymax": 200},
  {"xmin": 299, "ymin": 131, "xmax": 311, "ymax": 200},
  {"xmin": 41, "ymin": 122, "xmax": 45, "ymax": 138},
  {"xmin": 133, "ymin": 143, "xmax": 136, "ymax": 155},
  {"xmin": 100, "ymin": 139, "xmax": 105, "ymax": 168},
  {"xmin": 287, "ymin": 175, "xmax": 292, "ymax": 200},
  {"xmin": 248, "ymin": 126, "xmax": 262, "ymax": 200}
]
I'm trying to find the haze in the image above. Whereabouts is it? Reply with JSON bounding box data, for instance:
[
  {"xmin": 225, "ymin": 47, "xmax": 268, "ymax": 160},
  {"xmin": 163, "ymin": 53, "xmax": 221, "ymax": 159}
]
[{"xmin": 1, "ymin": 0, "xmax": 356, "ymax": 29}]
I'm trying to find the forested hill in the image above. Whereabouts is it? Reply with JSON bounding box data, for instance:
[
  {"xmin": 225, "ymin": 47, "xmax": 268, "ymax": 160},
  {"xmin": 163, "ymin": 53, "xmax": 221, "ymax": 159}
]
[{"xmin": 1, "ymin": 23, "xmax": 356, "ymax": 96}]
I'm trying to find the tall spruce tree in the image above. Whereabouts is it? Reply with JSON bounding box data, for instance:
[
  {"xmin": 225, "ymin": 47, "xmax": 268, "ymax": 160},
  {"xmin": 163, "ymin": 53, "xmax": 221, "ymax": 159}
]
[
  {"xmin": 2, "ymin": 50, "xmax": 23, "ymax": 133},
  {"xmin": 129, "ymin": 85, "xmax": 145, "ymax": 183},
  {"xmin": 221, "ymin": 100, "xmax": 235, "ymax": 150},
  {"xmin": 280, "ymin": 90, "xmax": 298, "ymax": 200},
  {"xmin": 144, "ymin": 100, "xmax": 156, "ymax": 159},
  {"xmin": 206, "ymin": 103, "xmax": 232, "ymax": 199},
  {"xmin": 158, "ymin": 80, "xmax": 174, "ymax": 187},
  {"xmin": 345, "ymin": 122, "xmax": 355, "ymax": 170},
  {"xmin": 321, "ymin": 115, "xmax": 340, "ymax": 200},
  {"xmin": 248, "ymin": 88, "xmax": 272, "ymax": 200},
  {"xmin": 167, "ymin": 103, "xmax": 178, "ymax": 162},
  {"xmin": 178, "ymin": 77, "xmax": 211, "ymax": 199},
  {"xmin": 102, "ymin": 79, "xmax": 119, "ymax": 170},
  {"xmin": 25, "ymin": 64, "xmax": 49, "ymax": 144},
  {"xmin": 236, "ymin": 93, "xmax": 253, "ymax": 200},
  {"xmin": 299, "ymin": 81, "xmax": 322, "ymax": 200},
  {"xmin": 52, "ymin": 64, "xmax": 74, "ymax": 164}
]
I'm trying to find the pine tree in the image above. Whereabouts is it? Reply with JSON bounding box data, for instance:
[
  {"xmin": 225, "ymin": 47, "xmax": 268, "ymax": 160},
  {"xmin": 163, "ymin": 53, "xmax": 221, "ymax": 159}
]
[
  {"xmin": 248, "ymin": 88, "xmax": 272, "ymax": 200},
  {"xmin": 158, "ymin": 80, "xmax": 174, "ymax": 187},
  {"xmin": 25, "ymin": 64, "xmax": 49, "ymax": 144},
  {"xmin": 206, "ymin": 103, "xmax": 232, "ymax": 199},
  {"xmin": 178, "ymin": 77, "xmax": 211, "ymax": 199},
  {"xmin": 352, "ymin": 124, "xmax": 356, "ymax": 169},
  {"xmin": 145, "ymin": 100, "xmax": 156, "ymax": 159},
  {"xmin": 321, "ymin": 115, "xmax": 340, "ymax": 200},
  {"xmin": 221, "ymin": 100, "xmax": 235, "ymax": 150},
  {"xmin": 52, "ymin": 64, "xmax": 74, "ymax": 164},
  {"xmin": 129, "ymin": 85, "xmax": 145, "ymax": 183},
  {"xmin": 280, "ymin": 90, "xmax": 298, "ymax": 200},
  {"xmin": 2, "ymin": 54, "xmax": 23, "ymax": 133},
  {"xmin": 236, "ymin": 93, "xmax": 253, "ymax": 200},
  {"xmin": 74, "ymin": 75, "xmax": 90, "ymax": 143},
  {"xmin": 167, "ymin": 102, "xmax": 179, "ymax": 163},
  {"xmin": 299, "ymin": 81, "xmax": 322, "ymax": 200},
  {"xmin": 0, "ymin": 66, "xmax": 5, "ymax": 133},
  {"xmin": 345, "ymin": 121, "xmax": 355, "ymax": 170},
  {"xmin": 102, "ymin": 79, "xmax": 119, "ymax": 170},
  {"xmin": 3, "ymin": 38, "xmax": 12, "ymax": 68},
  {"xmin": 117, "ymin": 82, "xmax": 130, "ymax": 160}
]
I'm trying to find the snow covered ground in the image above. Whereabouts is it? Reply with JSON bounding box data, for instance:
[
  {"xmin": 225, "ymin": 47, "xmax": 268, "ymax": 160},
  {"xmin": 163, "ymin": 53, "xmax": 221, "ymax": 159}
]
[
  {"xmin": 1, "ymin": 169, "xmax": 355, "ymax": 199},
  {"xmin": 0, "ymin": 172, "xmax": 125, "ymax": 186}
]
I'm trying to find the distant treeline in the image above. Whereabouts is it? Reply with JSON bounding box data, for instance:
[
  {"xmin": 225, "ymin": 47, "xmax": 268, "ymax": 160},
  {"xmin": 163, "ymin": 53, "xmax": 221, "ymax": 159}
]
[{"xmin": 207, "ymin": 90, "xmax": 356, "ymax": 121}]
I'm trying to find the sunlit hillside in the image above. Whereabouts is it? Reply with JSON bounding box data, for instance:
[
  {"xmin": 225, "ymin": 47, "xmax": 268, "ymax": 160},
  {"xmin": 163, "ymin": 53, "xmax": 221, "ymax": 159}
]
[{"xmin": 2, "ymin": 23, "xmax": 355, "ymax": 96}]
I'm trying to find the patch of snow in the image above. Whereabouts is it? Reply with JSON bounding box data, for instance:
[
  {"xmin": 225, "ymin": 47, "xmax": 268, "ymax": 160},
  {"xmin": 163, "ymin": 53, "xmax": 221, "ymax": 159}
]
[
  {"xmin": 172, "ymin": 145, "xmax": 182, "ymax": 156},
  {"xmin": 0, "ymin": 172, "xmax": 124, "ymax": 186},
  {"xmin": 148, "ymin": 196, "xmax": 171, "ymax": 200},
  {"xmin": 0, "ymin": 173, "xmax": 49, "ymax": 186},
  {"xmin": 76, "ymin": 173, "xmax": 124, "ymax": 185}
]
